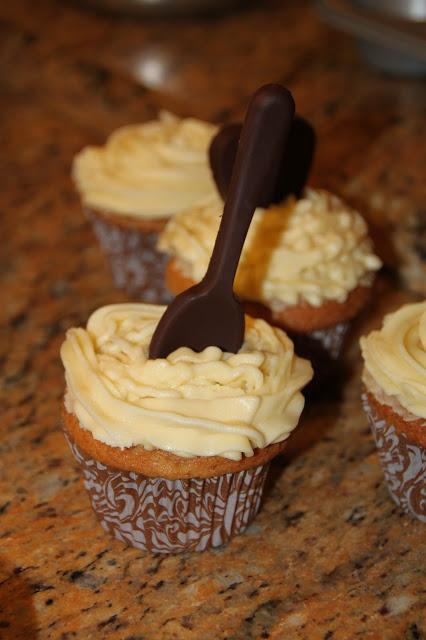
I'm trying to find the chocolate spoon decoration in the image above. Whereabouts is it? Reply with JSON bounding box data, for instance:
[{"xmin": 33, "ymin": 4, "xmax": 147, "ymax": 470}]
[
  {"xmin": 149, "ymin": 84, "xmax": 295, "ymax": 359},
  {"xmin": 209, "ymin": 115, "xmax": 315, "ymax": 205}
]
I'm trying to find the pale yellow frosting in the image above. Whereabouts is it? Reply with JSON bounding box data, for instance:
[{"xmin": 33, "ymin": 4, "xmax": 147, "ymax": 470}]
[
  {"xmin": 159, "ymin": 189, "xmax": 382, "ymax": 308},
  {"xmin": 361, "ymin": 302, "xmax": 426, "ymax": 419},
  {"xmin": 61, "ymin": 304, "xmax": 313, "ymax": 460},
  {"xmin": 72, "ymin": 111, "xmax": 218, "ymax": 219}
]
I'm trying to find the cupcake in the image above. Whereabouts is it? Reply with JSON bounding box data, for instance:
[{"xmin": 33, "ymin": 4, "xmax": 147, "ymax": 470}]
[
  {"xmin": 60, "ymin": 303, "xmax": 313, "ymax": 553},
  {"xmin": 159, "ymin": 188, "xmax": 382, "ymax": 371},
  {"xmin": 360, "ymin": 301, "xmax": 426, "ymax": 522},
  {"xmin": 72, "ymin": 111, "xmax": 218, "ymax": 303}
]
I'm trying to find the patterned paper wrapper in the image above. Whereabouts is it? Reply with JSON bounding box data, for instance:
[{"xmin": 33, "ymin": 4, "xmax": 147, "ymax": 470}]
[
  {"xmin": 362, "ymin": 393, "xmax": 426, "ymax": 523},
  {"xmin": 293, "ymin": 321, "xmax": 350, "ymax": 361},
  {"xmin": 87, "ymin": 209, "xmax": 171, "ymax": 304},
  {"xmin": 289, "ymin": 321, "xmax": 351, "ymax": 387},
  {"xmin": 64, "ymin": 433, "xmax": 270, "ymax": 554}
]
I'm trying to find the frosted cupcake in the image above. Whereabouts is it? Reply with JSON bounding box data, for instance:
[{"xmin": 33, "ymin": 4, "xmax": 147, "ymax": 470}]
[
  {"xmin": 360, "ymin": 301, "xmax": 426, "ymax": 522},
  {"xmin": 60, "ymin": 303, "xmax": 313, "ymax": 553},
  {"xmin": 73, "ymin": 111, "xmax": 218, "ymax": 303},
  {"xmin": 159, "ymin": 189, "xmax": 382, "ymax": 369}
]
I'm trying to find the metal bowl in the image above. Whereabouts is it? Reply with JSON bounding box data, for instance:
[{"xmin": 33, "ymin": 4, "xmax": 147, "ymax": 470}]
[
  {"xmin": 318, "ymin": 0, "xmax": 426, "ymax": 76},
  {"xmin": 353, "ymin": 0, "xmax": 426, "ymax": 21}
]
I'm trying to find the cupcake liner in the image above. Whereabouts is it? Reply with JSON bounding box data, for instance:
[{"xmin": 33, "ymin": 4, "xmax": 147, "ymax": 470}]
[
  {"xmin": 362, "ymin": 393, "xmax": 426, "ymax": 522},
  {"xmin": 87, "ymin": 209, "xmax": 171, "ymax": 304},
  {"xmin": 289, "ymin": 321, "xmax": 350, "ymax": 381},
  {"xmin": 307, "ymin": 321, "xmax": 350, "ymax": 360},
  {"xmin": 65, "ymin": 433, "xmax": 270, "ymax": 553}
]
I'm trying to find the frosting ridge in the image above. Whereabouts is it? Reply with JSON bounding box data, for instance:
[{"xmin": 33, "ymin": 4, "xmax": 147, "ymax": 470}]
[
  {"xmin": 73, "ymin": 111, "xmax": 218, "ymax": 219},
  {"xmin": 361, "ymin": 301, "xmax": 426, "ymax": 419},
  {"xmin": 158, "ymin": 189, "xmax": 382, "ymax": 307},
  {"xmin": 61, "ymin": 304, "xmax": 313, "ymax": 460}
]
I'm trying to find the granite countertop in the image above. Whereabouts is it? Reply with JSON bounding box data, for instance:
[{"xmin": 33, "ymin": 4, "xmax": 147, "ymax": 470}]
[{"xmin": 1, "ymin": 1, "xmax": 425, "ymax": 638}]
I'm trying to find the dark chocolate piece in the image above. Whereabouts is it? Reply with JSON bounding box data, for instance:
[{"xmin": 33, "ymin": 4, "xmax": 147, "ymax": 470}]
[
  {"xmin": 210, "ymin": 119, "xmax": 286, "ymax": 207},
  {"xmin": 209, "ymin": 122, "xmax": 240, "ymax": 204},
  {"xmin": 149, "ymin": 84, "xmax": 295, "ymax": 359},
  {"xmin": 209, "ymin": 115, "xmax": 315, "ymax": 205}
]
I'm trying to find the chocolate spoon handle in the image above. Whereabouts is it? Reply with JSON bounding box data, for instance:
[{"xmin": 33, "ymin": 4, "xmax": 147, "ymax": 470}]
[
  {"xmin": 149, "ymin": 84, "xmax": 295, "ymax": 359},
  {"xmin": 205, "ymin": 84, "xmax": 295, "ymax": 290}
]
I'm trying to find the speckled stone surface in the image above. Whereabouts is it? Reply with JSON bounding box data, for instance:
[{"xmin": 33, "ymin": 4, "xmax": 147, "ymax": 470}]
[{"xmin": 1, "ymin": 1, "xmax": 425, "ymax": 638}]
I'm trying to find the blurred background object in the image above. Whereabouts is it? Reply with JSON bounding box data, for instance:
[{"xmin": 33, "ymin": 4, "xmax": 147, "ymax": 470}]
[
  {"xmin": 354, "ymin": 0, "xmax": 426, "ymax": 21},
  {"xmin": 78, "ymin": 0, "xmax": 248, "ymax": 18},
  {"xmin": 318, "ymin": 0, "xmax": 426, "ymax": 75}
]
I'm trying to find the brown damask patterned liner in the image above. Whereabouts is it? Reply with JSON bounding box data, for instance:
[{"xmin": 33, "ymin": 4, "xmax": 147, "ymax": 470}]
[
  {"xmin": 362, "ymin": 393, "xmax": 426, "ymax": 523},
  {"xmin": 87, "ymin": 210, "xmax": 172, "ymax": 304},
  {"xmin": 64, "ymin": 433, "xmax": 270, "ymax": 553},
  {"xmin": 291, "ymin": 320, "xmax": 350, "ymax": 362},
  {"xmin": 290, "ymin": 321, "xmax": 350, "ymax": 390}
]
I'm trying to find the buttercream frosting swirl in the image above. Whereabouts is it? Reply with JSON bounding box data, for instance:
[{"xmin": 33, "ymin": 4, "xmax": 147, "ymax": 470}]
[
  {"xmin": 360, "ymin": 301, "xmax": 426, "ymax": 420},
  {"xmin": 61, "ymin": 304, "xmax": 313, "ymax": 460},
  {"xmin": 158, "ymin": 189, "xmax": 382, "ymax": 307},
  {"xmin": 73, "ymin": 111, "xmax": 218, "ymax": 219}
]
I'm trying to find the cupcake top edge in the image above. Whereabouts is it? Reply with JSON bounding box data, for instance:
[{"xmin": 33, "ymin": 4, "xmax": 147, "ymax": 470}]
[
  {"xmin": 158, "ymin": 188, "xmax": 382, "ymax": 309},
  {"xmin": 60, "ymin": 303, "xmax": 313, "ymax": 461},
  {"xmin": 360, "ymin": 300, "xmax": 426, "ymax": 421},
  {"xmin": 72, "ymin": 110, "xmax": 219, "ymax": 220}
]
